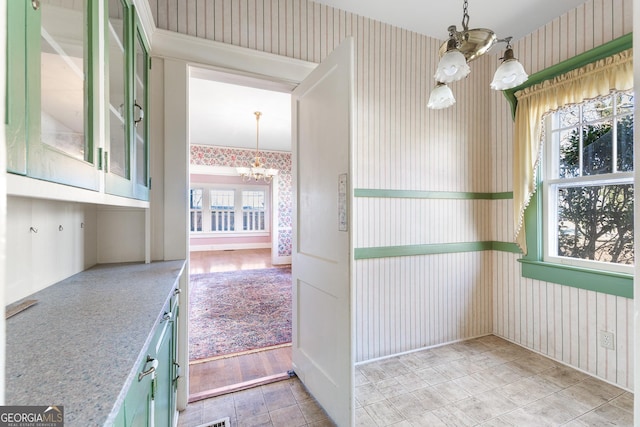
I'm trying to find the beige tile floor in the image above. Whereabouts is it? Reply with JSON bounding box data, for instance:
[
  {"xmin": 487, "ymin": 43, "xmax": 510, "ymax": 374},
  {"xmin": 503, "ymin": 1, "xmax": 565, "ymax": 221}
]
[
  {"xmin": 356, "ymin": 335, "xmax": 633, "ymax": 426},
  {"xmin": 178, "ymin": 335, "xmax": 633, "ymax": 426},
  {"xmin": 177, "ymin": 377, "xmax": 336, "ymax": 427}
]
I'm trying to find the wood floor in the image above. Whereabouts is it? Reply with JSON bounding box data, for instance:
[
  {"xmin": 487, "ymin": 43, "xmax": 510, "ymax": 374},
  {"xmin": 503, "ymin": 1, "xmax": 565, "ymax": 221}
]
[{"xmin": 188, "ymin": 248, "xmax": 292, "ymax": 401}]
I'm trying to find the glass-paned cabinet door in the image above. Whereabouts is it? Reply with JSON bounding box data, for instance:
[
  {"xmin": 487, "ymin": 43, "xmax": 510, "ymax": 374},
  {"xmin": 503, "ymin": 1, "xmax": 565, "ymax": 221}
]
[
  {"xmin": 40, "ymin": 1, "xmax": 86, "ymax": 160},
  {"xmin": 6, "ymin": 0, "xmax": 28, "ymax": 174},
  {"xmin": 134, "ymin": 24, "xmax": 150, "ymax": 200},
  {"xmin": 21, "ymin": 0, "xmax": 99, "ymax": 189},
  {"xmin": 107, "ymin": 0, "xmax": 129, "ymax": 180}
]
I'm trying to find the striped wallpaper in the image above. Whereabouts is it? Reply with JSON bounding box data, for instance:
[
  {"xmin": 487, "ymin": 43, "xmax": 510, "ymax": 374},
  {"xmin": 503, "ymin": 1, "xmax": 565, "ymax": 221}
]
[
  {"xmin": 148, "ymin": 0, "xmax": 634, "ymax": 389},
  {"xmin": 491, "ymin": 0, "xmax": 634, "ymax": 390}
]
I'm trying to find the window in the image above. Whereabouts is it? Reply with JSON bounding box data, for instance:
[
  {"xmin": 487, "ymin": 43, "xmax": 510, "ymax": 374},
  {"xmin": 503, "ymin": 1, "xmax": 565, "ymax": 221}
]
[
  {"xmin": 210, "ymin": 190, "xmax": 235, "ymax": 231},
  {"xmin": 543, "ymin": 92, "xmax": 634, "ymax": 274},
  {"xmin": 189, "ymin": 184, "xmax": 269, "ymax": 234},
  {"xmin": 509, "ymin": 37, "xmax": 633, "ymax": 298},
  {"xmin": 242, "ymin": 190, "xmax": 266, "ymax": 231}
]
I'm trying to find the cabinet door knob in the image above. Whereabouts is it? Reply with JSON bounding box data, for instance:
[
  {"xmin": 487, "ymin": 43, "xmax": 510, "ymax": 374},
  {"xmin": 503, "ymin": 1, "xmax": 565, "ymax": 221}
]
[{"xmin": 32, "ymin": 0, "xmax": 40, "ymax": 10}]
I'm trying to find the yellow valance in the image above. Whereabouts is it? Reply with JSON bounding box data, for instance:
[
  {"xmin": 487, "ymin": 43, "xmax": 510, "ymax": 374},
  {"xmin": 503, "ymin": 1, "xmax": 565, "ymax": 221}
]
[{"xmin": 513, "ymin": 49, "xmax": 633, "ymax": 253}]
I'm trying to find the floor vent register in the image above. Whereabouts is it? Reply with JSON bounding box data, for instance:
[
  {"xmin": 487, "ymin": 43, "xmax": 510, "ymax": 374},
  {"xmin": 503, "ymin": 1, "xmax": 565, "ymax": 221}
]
[{"xmin": 196, "ymin": 417, "xmax": 230, "ymax": 427}]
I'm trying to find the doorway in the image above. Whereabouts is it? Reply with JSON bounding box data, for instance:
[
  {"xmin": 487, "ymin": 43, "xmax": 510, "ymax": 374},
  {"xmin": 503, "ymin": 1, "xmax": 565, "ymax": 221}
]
[
  {"xmin": 187, "ymin": 249, "xmax": 292, "ymax": 402},
  {"xmin": 186, "ymin": 68, "xmax": 294, "ymax": 401}
]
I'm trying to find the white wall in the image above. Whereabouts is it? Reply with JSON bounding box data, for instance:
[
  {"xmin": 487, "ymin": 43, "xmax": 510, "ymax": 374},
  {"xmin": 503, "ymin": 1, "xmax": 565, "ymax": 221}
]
[
  {"xmin": 5, "ymin": 197, "xmax": 97, "ymax": 304},
  {"xmin": 490, "ymin": 0, "xmax": 634, "ymax": 390}
]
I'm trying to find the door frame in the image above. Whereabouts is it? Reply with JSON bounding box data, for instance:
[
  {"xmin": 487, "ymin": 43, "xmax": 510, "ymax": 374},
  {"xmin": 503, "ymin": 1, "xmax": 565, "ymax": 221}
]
[{"xmin": 150, "ymin": 28, "xmax": 318, "ymax": 412}]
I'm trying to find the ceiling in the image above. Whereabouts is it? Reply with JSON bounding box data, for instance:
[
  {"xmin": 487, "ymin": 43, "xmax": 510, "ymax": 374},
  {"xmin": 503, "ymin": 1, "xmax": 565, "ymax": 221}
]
[{"xmin": 189, "ymin": 0, "xmax": 590, "ymax": 152}]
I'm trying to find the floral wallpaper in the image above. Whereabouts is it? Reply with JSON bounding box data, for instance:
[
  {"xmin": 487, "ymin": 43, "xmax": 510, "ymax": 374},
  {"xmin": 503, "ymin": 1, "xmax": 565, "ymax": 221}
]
[{"xmin": 191, "ymin": 145, "xmax": 292, "ymax": 257}]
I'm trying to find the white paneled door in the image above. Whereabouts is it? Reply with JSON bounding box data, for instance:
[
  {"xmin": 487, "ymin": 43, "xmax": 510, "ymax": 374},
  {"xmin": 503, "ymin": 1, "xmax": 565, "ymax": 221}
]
[{"xmin": 291, "ymin": 38, "xmax": 354, "ymax": 426}]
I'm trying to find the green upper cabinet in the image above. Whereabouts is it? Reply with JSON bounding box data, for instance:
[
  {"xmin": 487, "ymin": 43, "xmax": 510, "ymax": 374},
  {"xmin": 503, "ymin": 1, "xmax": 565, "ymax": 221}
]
[
  {"xmin": 7, "ymin": 0, "xmax": 99, "ymax": 190},
  {"xmin": 5, "ymin": 0, "xmax": 150, "ymax": 201},
  {"xmin": 105, "ymin": 0, "xmax": 150, "ymax": 201}
]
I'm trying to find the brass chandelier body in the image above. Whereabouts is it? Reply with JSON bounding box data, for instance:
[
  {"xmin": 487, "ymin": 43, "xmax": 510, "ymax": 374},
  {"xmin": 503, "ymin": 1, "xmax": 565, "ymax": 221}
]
[{"xmin": 428, "ymin": 0, "xmax": 529, "ymax": 109}]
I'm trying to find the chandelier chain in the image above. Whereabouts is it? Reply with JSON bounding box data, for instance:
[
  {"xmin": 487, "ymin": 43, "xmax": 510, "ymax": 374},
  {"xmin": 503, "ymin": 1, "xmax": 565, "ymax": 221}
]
[
  {"xmin": 462, "ymin": 0, "xmax": 469, "ymax": 30},
  {"xmin": 254, "ymin": 111, "xmax": 261, "ymax": 164}
]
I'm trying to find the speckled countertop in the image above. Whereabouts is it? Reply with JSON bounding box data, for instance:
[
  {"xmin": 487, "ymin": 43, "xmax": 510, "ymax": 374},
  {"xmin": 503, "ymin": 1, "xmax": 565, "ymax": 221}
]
[{"xmin": 5, "ymin": 260, "xmax": 186, "ymax": 427}]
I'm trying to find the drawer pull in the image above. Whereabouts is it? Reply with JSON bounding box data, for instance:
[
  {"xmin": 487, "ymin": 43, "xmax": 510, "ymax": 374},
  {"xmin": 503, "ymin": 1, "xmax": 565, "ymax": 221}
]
[{"xmin": 138, "ymin": 356, "xmax": 158, "ymax": 381}]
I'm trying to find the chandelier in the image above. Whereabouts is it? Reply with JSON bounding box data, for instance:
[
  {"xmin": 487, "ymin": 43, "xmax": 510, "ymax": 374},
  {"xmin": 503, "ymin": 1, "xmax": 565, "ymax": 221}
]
[
  {"xmin": 427, "ymin": 0, "xmax": 529, "ymax": 109},
  {"xmin": 236, "ymin": 111, "xmax": 278, "ymax": 182}
]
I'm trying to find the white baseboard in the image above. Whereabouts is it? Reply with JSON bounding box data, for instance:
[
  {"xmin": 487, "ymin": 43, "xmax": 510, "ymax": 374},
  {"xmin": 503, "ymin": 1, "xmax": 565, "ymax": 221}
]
[{"xmin": 272, "ymin": 255, "xmax": 292, "ymax": 265}]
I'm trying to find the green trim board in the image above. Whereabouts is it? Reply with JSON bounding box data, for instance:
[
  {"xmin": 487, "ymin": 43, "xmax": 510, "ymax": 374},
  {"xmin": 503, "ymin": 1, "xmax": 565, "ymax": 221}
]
[
  {"xmin": 354, "ymin": 189, "xmax": 513, "ymax": 200},
  {"xmin": 503, "ymin": 33, "xmax": 632, "ymax": 118},
  {"xmin": 520, "ymin": 260, "xmax": 632, "ymax": 299},
  {"xmin": 354, "ymin": 241, "xmax": 522, "ymax": 260}
]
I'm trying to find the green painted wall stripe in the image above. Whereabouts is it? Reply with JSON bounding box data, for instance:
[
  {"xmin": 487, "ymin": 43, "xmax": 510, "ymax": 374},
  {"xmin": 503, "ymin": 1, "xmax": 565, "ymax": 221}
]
[
  {"xmin": 355, "ymin": 241, "xmax": 522, "ymax": 260},
  {"xmin": 491, "ymin": 241, "xmax": 522, "ymax": 253},
  {"xmin": 354, "ymin": 189, "xmax": 513, "ymax": 200}
]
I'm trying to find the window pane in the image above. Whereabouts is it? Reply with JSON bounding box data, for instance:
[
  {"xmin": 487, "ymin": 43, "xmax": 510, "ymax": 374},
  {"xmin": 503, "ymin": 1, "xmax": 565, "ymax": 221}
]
[
  {"xmin": 616, "ymin": 92, "xmax": 634, "ymax": 116},
  {"xmin": 41, "ymin": 0, "xmax": 86, "ymax": 160},
  {"xmin": 583, "ymin": 97, "xmax": 613, "ymax": 122},
  {"xmin": 190, "ymin": 211, "xmax": 202, "ymax": 232},
  {"xmin": 190, "ymin": 189, "xmax": 202, "ymax": 209},
  {"xmin": 617, "ymin": 114, "xmax": 634, "ymax": 172},
  {"xmin": 242, "ymin": 190, "xmax": 266, "ymax": 231},
  {"xmin": 190, "ymin": 189, "xmax": 202, "ymax": 232},
  {"xmin": 211, "ymin": 190, "xmax": 235, "ymax": 231},
  {"xmin": 558, "ymin": 128, "xmax": 580, "ymax": 178},
  {"xmin": 581, "ymin": 120, "xmax": 613, "ymax": 176},
  {"xmin": 557, "ymin": 184, "xmax": 634, "ymax": 265},
  {"xmin": 558, "ymin": 104, "xmax": 580, "ymax": 128}
]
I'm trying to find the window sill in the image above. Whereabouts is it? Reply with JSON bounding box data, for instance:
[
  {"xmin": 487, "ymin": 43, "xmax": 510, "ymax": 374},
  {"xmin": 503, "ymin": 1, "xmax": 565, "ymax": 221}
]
[{"xmin": 518, "ymin": 258, "xmax": 633, "ymax": 298}]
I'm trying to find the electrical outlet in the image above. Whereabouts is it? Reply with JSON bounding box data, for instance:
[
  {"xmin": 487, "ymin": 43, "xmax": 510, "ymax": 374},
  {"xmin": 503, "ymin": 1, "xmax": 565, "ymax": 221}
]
[{"xmin": 600, "ymin": 331, "xmax": 615, "ymax": 350}]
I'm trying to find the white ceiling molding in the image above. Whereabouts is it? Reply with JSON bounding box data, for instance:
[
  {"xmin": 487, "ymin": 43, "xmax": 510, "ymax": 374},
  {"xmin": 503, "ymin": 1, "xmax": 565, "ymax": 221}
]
[{"xmin": 151, "ymin": 29, "xmax": 317, "ymax": 88}]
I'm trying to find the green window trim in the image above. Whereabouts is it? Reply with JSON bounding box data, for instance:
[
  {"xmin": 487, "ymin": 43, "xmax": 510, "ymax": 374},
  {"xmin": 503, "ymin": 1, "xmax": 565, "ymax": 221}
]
[
  {"xmin": 520, "ymin": 186, "xmax": 633, "ymax": 298},
  {"xmin": 510, "ymin": 33, "xmax": 634, "ymax": 299}
]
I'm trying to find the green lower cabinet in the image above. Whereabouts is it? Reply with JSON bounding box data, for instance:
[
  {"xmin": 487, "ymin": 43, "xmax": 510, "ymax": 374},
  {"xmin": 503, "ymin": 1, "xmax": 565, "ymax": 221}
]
[
  {"xmin": 126, "ymin": 363, "xmax": 154, "ymax": 427},
  {"xmin": 153, "ymin": 319, "xmax": 174, "ymax": 427},
  {"xmin": 114, "ymin": 295, "xmax": 178, "ymax": 427}
]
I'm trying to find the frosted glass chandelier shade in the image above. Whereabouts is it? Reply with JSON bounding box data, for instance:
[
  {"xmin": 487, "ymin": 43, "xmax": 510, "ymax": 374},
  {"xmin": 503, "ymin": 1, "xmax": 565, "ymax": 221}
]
[
  {"xmin": 490, "ymin": 54, "xmax": 529, "ymax": 90},
  {"xmin": 427, "ymin": 83, "xmax": 456, "ymax": 109},
  {"xmin": 434, "ymin": 49, "xmax": 471, "ymax": 83}
]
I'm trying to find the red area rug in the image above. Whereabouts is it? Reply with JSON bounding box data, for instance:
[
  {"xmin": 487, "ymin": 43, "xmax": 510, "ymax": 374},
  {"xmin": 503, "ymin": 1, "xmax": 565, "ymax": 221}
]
[{"xmin": 189, "ymin": 267, "xmax": 292, "ymax": 361}]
